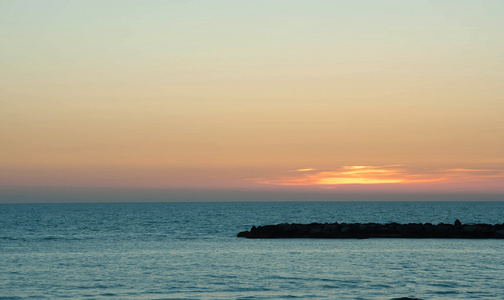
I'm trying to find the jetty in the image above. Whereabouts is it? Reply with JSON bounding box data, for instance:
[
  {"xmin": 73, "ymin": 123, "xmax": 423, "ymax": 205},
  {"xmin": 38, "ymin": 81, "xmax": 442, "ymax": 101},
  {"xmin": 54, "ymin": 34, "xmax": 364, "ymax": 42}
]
[{"xmin": 237, "ymin": 220, "xmax": 504, "ymax": 239}]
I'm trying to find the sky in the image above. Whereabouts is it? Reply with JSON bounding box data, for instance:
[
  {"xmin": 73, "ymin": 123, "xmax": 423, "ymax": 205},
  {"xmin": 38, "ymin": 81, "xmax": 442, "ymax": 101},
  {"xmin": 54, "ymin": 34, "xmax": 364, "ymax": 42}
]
[{"xmin": 1, "ymin": 0, "xmax": 504, "ymax": 199}]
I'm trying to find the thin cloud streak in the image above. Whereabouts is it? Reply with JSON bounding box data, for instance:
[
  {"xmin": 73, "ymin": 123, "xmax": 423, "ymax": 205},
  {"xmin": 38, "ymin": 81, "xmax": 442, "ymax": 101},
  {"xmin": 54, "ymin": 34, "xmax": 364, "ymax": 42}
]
[
  {"xmin": 255, "ymin": 166, "xmax": 504, "ymax": 187},
  {"xmin": 289, "ymin": 168, "xmax": 318, "ymax": 172}
]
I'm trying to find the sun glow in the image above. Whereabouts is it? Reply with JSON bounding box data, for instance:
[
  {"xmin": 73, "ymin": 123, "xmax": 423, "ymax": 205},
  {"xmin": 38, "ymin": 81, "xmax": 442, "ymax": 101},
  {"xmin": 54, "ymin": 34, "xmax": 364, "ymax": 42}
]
[
  {"xmin": 255, "ymin": 165, "xmax": 504, "ymax": 187},
  {"xmin": 317, "ymin": 177, "xmax": 403, "ymax": 185},
  {"xmin": 291, "ymin": 168, "xmax": 317, "ymax": 172}
]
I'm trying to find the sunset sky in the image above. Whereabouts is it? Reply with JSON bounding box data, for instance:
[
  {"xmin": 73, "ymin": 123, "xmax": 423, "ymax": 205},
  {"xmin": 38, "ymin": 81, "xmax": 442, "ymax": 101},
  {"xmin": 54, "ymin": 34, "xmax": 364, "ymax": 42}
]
[{"xmin": 1, "ymin": 0, "xmax": 504, "ymax": 197}]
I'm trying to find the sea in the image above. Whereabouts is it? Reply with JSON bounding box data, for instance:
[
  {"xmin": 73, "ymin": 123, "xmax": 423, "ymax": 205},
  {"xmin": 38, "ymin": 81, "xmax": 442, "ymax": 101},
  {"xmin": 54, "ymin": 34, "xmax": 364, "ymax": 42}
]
[{"xmin": 1, "ymin": 199, "xmax": 504, "ymax": 300}]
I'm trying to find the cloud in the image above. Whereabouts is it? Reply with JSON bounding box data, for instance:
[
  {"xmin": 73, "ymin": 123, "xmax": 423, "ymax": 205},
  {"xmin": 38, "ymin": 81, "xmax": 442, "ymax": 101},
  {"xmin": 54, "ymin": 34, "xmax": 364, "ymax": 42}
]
[
  {"xmin": 289, "ymin": 168, "xmax": 317, "ymax": 172},
  {"xmin": 254, "ymin": 165, "xmax": 504, "ymax": 187}
]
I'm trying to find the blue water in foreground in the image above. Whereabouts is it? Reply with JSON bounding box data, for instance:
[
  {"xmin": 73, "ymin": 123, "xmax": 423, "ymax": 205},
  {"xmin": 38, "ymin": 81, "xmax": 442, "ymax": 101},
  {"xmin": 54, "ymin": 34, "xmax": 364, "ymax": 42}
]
[{"xmin": 1, "ymin": 200, "xmax": 504, "ymax": 299}]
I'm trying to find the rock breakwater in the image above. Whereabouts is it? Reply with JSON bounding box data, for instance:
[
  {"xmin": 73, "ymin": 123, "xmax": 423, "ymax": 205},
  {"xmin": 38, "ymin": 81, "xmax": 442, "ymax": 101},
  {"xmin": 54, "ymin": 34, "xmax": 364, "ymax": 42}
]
[{"xmin": 237, "ymin": 220, "xmax": 504, "ymax": 239}]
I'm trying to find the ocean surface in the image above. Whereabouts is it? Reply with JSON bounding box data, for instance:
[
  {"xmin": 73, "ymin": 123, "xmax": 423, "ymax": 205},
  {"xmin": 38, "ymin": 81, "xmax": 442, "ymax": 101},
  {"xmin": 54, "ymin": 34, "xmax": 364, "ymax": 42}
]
[{"xmin": 1, "ymin": 200, "xmax": 504, "ymax": 300}]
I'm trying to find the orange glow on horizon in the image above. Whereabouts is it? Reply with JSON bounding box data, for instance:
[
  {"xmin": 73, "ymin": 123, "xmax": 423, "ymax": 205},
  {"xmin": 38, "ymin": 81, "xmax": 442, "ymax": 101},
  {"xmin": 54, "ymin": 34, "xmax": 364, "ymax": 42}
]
[
  {"xmin": 255, "ymin": 166, "xmax": 504, "ymax": 187},
  {"xmin": 291, "ymin": 168, "xmax": 318, "ymax": 172},
  {"xmin": 317, "ymin": 177, "xmax": 403, "ymax": 185}
]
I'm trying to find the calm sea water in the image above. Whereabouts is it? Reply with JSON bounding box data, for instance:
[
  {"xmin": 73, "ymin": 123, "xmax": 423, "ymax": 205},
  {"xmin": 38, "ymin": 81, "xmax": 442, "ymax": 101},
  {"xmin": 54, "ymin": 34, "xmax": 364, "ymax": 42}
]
[{"xmin": 1, "ymin": 200, "xmax": 504, "ymax": 299}]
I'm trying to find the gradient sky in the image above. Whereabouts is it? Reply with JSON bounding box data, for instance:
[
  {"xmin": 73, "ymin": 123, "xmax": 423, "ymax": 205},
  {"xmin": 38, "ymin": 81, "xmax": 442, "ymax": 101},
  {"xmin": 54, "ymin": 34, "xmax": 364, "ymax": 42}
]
[{"xmin": 1, "ymin": 0, "xmax": 504, "ymax": 194}]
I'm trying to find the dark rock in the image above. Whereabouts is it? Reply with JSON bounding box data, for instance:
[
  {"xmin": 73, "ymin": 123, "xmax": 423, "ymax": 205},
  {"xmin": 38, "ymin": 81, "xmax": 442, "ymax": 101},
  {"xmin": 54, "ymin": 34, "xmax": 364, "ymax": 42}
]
[
  {"xmin": 323, "ymin": 224, "xmax": 338, "ymax": 232},
  {"xmin": 341, "ymin": 226, "xmax": 351, "ymax": 234},
  {"xmin": 237, "ymin": 221, "xmax": 504, "ymax": 239},
  {"xmin": 237, "ymin": 230, "xmax": 249, "ymax": 237}
]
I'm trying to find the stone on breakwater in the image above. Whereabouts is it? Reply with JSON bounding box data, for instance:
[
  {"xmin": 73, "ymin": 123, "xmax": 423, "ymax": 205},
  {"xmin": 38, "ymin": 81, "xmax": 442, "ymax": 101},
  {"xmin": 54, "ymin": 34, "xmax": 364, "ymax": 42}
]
[{"xmin": 237, "ymin": 220, "xmax": 504, "ymax": 239}]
